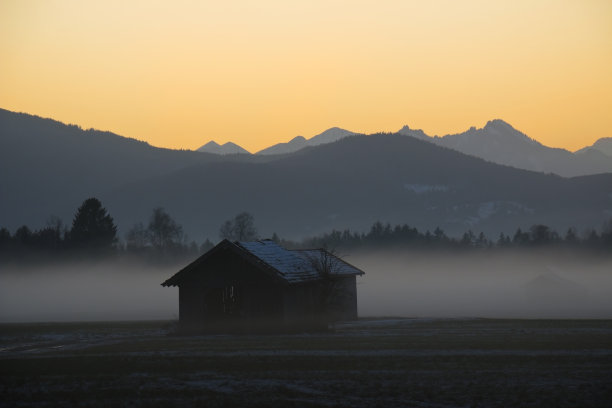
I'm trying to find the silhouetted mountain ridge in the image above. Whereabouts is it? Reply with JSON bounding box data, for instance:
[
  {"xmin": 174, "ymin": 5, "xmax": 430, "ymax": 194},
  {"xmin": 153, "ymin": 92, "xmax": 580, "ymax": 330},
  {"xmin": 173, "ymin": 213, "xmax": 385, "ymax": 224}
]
[
  {"xmin": 397, "ymin": 119, "xmax": 612, "ymax": 177},
  {"xmin": 105, "ymin": 132, "xmax": 612, "ymax": 241},
  {"xmin": 1, "ymin": 108, "xmax": 610, "ymax": 242},
  {"xmin": 0, "ymin": 108, "xmax": 259, "ymax": 229},
  {"xmin": 197, "ymin": 119, "xmax": 611, "ymax": 177},
  {"xmin": 256, "ymin": 127, "xmax": 358, "ymax": 155},
  {"xmin": 197, "ymin": 141, "xmax": 250, "ymax": 155},
  {"xmin": 575, "ymin": 137, "xmax": 612, "ymax": 158}
]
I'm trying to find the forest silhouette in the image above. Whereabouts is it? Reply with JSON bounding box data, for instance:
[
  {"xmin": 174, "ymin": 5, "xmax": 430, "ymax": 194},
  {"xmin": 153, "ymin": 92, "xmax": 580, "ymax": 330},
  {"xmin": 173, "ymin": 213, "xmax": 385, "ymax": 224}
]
[{"xmin": 1, "ymin": 197, "xmax": 610, "ymax": 266}]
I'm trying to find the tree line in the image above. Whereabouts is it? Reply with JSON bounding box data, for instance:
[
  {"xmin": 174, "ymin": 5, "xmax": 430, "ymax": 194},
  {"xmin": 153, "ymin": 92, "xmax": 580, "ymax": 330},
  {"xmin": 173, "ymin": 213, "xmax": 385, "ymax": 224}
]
[
  {"xmin": 0, "ymin": 198, "xmax": 203, "ymax": 263},
  {"xmin": 0, "ymin": 198, "xmax": 261, "ymax": 263},
  {"xmin": 1, "ymin": 197, "xmax": 611, "ymax": 264},
  {"xmin": 285, "ymin": 221, "xmax": 612, "ymax": 252}
]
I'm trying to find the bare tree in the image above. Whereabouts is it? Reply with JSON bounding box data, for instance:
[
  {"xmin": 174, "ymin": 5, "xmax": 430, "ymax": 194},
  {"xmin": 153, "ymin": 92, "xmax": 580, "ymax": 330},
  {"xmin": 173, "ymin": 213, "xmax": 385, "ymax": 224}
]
[
  {"xmin": 125, "ymin": 222, "xmax": 148, "ymax": 250},
  {"xmin": 305, "ymin": 248, "xmax": 354, "ymax": 325},
  {"xmin": 147, "ymin": 207, "xmax": 184, "ymax": 250},
  {"xmin": 219, "ymin": 212, "xmax": 258, "ymax": 241},
  {"xmin": 45, "ymin": 215, "xmax": 65, "ymax": 236}
]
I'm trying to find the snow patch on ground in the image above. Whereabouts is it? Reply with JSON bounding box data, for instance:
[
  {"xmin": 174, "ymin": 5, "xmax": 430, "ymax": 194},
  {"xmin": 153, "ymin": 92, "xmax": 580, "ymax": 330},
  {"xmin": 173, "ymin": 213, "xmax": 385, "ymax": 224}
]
[
  {"xmin": 463, "ymin": 201, "xmax": 535, "ymax": 226},
  {"xmin": 404, "ymin": 184, "xmax": 449, "ymax": 194}
]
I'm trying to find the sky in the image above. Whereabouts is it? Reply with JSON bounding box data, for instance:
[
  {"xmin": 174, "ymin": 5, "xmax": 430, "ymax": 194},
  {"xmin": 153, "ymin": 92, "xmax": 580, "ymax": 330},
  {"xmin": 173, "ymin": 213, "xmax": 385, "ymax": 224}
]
[{"xmin": 1, "ymin": 0, "xmax": 611, "ymax": 153}]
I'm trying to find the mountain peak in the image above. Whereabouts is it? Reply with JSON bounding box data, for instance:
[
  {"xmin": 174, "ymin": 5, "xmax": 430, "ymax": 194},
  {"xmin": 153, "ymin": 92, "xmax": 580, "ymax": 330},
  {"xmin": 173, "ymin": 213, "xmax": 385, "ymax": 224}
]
[
  {"xmin": 290, "ymin": 135, "xmax": 306, "ymax": 143},
  {"xmin": 200, "ymin": 140, "xmax": 220, "ymax": 148},
  {"xmin": 592, "ymin": 137, "xmax": 612, "ymax": 154},
  {"xmin": 481, "ymin": 119, "xmax": 537, "ymax": 145},
  {"xmin": 256, "ymin": 127, "xmax": 356, "ymax": 155},
  {"xmin": 397, "ymin": 125, "xmax": 430, "ymax": 140},
  {"xmin": 394, "ymin": 118, "xmax": 611, "ymax": 176},
  {"xmin": 319, "ymin": 127, "xmax": 352, "ymax": 136},
  {"xmin": 576, "ymin": 137, "xmax": 612, "ymax": 157},
  {"xmin": 484, "ymin": 119, "xmax": 513, "ymax": 130},
  {"xmin": 309, "ymin": 127, "xmax": 355, "ymax": 145},
  {"xmin": 255, "ymin": 134, "xmax": 308, "ymax": 155},
  {"xmin": 197, "ymin": 140, "xmax": 250, "ymax": 155}
]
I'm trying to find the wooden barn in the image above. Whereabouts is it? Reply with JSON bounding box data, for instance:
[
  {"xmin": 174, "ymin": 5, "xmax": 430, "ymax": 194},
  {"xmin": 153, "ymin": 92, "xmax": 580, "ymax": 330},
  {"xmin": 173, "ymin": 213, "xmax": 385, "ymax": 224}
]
[{"xmin": 161, "ymin": 239, "xmax": 364, "ymax": 333}]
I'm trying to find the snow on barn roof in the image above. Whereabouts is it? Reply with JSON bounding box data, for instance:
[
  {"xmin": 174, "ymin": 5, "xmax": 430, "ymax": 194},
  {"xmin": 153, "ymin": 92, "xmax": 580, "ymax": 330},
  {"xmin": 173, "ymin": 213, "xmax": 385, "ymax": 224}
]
[
  {"xmin": 161, "ymin": 239, "xmax": 364, "ymax": 287},
  {"xmin": 236, "ymin": 240, "xmax": 364, "ymax": 284},
  {"xmin": 236, "ymin": 240, "xmax": 317, "ymax": 283}
]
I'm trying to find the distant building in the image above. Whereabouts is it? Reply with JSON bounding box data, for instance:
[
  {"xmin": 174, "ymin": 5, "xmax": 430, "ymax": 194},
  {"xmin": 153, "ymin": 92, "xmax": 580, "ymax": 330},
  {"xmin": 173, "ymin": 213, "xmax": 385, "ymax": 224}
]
[{"xmin": 162, "ymin": 239, "xmax": 364, "ymax": 333}]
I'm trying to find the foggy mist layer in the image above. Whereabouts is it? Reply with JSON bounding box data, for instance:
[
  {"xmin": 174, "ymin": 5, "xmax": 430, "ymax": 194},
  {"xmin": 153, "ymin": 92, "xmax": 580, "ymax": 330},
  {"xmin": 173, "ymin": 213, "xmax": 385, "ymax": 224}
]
[
  {"xmin": 0, "ymin": 260, "xmax": 177, "ymax": 322},
  {"xmin": 1, "ymin": 250, "xmax": 611, "ymax": 322},
  {"xmin": 350, "ymin": 250, "xmax": 612, "ymax": 319}
]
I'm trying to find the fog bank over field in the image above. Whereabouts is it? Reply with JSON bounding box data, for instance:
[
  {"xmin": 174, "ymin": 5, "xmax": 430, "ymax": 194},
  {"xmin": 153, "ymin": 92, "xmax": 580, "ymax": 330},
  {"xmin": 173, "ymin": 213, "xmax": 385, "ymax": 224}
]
[
  {"xmin": 351, "ymin": 250, "xmax": 612, "ymax": 319},
  {"xmin": 1, "ymin": 251, "xmax": 611, "ymax": 322},
  {"xmin": 0, "ymin": 261, "xmax": 178, "ymax": 323}
]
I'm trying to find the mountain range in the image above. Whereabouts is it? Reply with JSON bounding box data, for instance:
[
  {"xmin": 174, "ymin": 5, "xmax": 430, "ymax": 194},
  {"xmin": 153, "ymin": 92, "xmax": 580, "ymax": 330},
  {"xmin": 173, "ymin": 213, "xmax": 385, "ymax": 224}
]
[
  {"xmin": 196, "ymin": 141, "xmax": 250, "ymax": 155},
  {"xmin": 575, "ymin": 137, "xmax": 612, "ymax": 157},
  {"xmin": 255, "ymin": 127, "xmax": 359, "ymax": 155},
  {"xmin": 397, "ymin": 120, "xmax": 612, "ymax": 177},
  {"xmin": 197, "ymin": 120, "xmax": 612, "ymax": 177},
  {"xmin": 1, "ymin": 108, "xmax": 611, "ymax": 242},
  {"xmin": 197, "ymin": 127, "xmax": 359, "ymax": 155}
]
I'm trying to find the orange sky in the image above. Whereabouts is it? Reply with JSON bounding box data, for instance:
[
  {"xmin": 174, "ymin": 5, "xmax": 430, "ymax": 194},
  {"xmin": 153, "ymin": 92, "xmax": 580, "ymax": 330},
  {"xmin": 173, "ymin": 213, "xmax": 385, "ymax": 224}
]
[{"xmin": 1, "ymin": 0, "xmax": 611, "ymax": 153}]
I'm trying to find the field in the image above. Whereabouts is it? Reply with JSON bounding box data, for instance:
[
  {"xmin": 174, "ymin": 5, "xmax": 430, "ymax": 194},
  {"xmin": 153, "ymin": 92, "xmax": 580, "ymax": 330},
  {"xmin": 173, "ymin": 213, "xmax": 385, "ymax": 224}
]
[{"xmin": 1, "ymin": 318, "xmax": 611, "ymax": 407}]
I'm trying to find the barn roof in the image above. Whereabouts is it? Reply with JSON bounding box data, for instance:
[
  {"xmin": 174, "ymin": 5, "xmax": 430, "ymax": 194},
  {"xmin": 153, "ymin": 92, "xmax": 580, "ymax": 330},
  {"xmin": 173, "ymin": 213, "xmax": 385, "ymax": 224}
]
[{"xmin": 161, "ymin": 239, "xmax": 364, "ymax": 287}]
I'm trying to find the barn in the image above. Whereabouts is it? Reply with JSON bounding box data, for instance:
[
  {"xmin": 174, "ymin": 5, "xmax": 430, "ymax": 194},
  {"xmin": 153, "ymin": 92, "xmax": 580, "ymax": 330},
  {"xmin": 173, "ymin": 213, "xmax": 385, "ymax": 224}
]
[{"xmin": 161, "ymin": 239, "xmax": 364, "ymax": 333}]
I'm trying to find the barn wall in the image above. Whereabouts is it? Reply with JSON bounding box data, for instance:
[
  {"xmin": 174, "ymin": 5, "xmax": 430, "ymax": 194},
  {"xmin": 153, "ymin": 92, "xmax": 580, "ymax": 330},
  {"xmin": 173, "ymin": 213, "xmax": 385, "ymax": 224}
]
[
  {"xmin": 282, "ymin": 284, "xmax": 317, "ymax": 325},
  {"xmin": 178, "ymin": 282, "xmax": 205, "ymax": 330},
  {"xmin": 333, "ymin": 276, "xmax": 358, "ymax": 320},
  {"xmin": 177, "ymin": 248, "xmax": 287, "ymax": 332}
]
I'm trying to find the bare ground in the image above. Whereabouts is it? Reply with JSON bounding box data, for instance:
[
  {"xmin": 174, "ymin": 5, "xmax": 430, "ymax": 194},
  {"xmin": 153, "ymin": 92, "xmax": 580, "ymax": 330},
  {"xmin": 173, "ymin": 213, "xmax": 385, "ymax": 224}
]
[{"xmin": 1, "ymin": 318, "xmax": 611, "ymax": 407}]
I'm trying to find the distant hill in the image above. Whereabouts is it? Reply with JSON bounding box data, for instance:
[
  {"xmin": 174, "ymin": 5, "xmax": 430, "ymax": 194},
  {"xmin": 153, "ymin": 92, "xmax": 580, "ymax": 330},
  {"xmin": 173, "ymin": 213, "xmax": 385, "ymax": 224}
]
[
  {"xmin": 104, "ymin": 133, "xmax": 612, "ymax": 241},
  {"xmin": 0, "ymin": 109, "xmax": 252, "ymax": 230},
  {"xmin": 197, "ymin": 141, "xmax": 250, "ymax": 155},
  {"xmin": 256, "ymin": 127, "xmax": 358, "ymax": 155},
  {"xmin": 2, "ymin": 108, "xmax": 611, "ymax": 242},
  {"xmin": 397, "ymin": 120, "xmax": 612, "ymax": 177},
  {"xmin": 575, "ymin": 137, "xmax": 612, "ymax": 158},
  {"xmin": 591, "ymin": 138, "xmax": 612, "ymax": 157},
  {"xmin": 255, "ymin": 135, "xmax": 308, "ymax": 156}
]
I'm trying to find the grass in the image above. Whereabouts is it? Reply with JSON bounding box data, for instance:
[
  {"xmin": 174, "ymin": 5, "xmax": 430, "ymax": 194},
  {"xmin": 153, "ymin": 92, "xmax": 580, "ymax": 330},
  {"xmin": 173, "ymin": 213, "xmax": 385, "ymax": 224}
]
[{"xmin": 1, "ymin": 318, "xmax": 611, "ymax": 407}]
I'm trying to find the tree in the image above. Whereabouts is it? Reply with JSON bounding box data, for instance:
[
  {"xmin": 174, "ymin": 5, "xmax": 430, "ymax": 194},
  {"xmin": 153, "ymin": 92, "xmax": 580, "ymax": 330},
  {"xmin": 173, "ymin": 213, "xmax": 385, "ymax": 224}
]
[
  {"xmin": 497, "ymin": 233, "xmax": 511, "ymax": 247},
  {"xmin": 564, "ymin": 228, "xmax": 578, "ymax": 244},
  {"xmin": 69, "ymin": 198, "xmax": 117, "ymax": 251},
  {"xmin": 530, "ymin": 224, "xmax": 556, "ymax": 245},
  {"xmin": 512, "ymin": 228, "xmax": 529, "ymax": 246},
  {"xmin": 14, "ymin": 225, "xmax": 33, "ymax": 247},
  {"xmin": 33, "ymin": 216, "xmax": 66, "ymax": 251},
  {"xmin": 601, "ymin": 219, "xmax": 612, "ymax": 247},
  {"xmin": 147, "ymin": 207, "xmax": 184, "ymax": 251},
  {"xmin": 476, "ymin": 232, "xmax": 489, "ymax": 247},
  {"xmin": 0, "ymin": 227, "xmax": 11, "ymax": 250},
  {"xmin": 433, "ymin": 227, "xmax": 447, "ymax": 243},
  {"xmin": 125, "ymin": 222, "xmax": 148, "ymax": 250},
  {"xmin": 460, "ymin": 230, "xmax": 475, "ymax": 247},
  {"xmin": 305, "ymin": 248, "xmax": 354, "ymax": 326},
  {"xmin": 219, "ymin": 212, "xmax": 258, "ymax": 241}
]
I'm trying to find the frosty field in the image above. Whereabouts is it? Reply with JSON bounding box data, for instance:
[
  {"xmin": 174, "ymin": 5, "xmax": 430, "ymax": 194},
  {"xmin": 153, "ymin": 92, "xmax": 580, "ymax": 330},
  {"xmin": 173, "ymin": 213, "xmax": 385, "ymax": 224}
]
[{"xmin": 1, "ymin": 318, "xmax": 611, "ymax": 407}]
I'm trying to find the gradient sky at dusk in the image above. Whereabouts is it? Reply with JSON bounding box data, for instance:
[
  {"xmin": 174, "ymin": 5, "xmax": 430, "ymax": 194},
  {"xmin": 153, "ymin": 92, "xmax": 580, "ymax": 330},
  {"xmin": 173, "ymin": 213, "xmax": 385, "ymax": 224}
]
[{"xmin": 1, "ymin": 0, "xmax": 611, "ymax": 153}]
